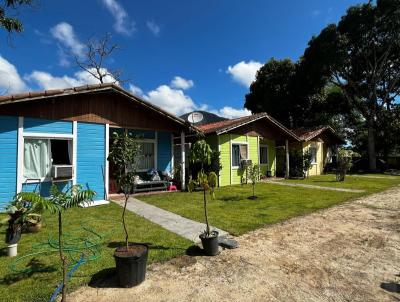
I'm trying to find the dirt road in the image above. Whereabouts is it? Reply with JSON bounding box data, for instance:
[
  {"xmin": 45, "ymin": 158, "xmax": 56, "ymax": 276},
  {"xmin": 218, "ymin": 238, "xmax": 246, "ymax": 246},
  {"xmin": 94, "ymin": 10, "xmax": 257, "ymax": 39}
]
[{"xmin": 70, "ymin": 187, "xmax": 400, "ymax": 302}]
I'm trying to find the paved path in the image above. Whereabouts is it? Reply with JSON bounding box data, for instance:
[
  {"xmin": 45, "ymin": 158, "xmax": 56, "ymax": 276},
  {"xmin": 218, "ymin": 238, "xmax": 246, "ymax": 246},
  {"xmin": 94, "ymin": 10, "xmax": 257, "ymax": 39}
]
[
  {"xmin": 115, "ymin": 198, "xmax": 229, "ymax": 243},
  {"xmin": 348, "ymin": 174, "xmax": 399, "ymax": 179},
  {"xmin": 264, "ymin": 179, "xmax": 365, "ymax": 193}
]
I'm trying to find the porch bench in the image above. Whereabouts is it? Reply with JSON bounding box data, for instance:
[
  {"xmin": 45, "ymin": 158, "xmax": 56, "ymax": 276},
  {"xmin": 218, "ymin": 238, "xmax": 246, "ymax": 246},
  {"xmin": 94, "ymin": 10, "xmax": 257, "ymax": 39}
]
[{"xmin": 133, "ymin": 180, "xmax": 169, "ymax": 193}]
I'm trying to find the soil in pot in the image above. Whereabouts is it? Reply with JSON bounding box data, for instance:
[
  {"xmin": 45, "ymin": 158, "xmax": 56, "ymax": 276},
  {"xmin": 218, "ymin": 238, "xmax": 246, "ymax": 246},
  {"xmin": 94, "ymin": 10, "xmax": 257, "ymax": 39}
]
[
  {"xmin": 114, "ymin": 244, "xmax": 148, "ymax": 288},
  {"xmin": 199, "ymin": 231, "xmax": 219, "ymax": 256}
]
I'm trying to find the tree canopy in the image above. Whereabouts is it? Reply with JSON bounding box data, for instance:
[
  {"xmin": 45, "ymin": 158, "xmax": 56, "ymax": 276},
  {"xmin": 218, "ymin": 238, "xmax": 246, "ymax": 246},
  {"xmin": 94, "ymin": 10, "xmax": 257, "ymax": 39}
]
[
  {"xmin": 245, "ymin": 0, "xmax": 400, "ymax": 170},
  {"xmin": 0, "ymin": 0, "xmax": 33, "ymax": 33}
]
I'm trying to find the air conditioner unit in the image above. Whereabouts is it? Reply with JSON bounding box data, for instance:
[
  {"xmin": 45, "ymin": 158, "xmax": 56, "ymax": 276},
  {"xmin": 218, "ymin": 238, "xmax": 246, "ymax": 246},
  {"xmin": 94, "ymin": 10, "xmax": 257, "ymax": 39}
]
[
  {"xmin": 51, "ymin": 165, "xmax": 74, "ymax": 180},
  {"xmin": 240, "ymin": 159, "xmax": 252, "ymax": 168}
]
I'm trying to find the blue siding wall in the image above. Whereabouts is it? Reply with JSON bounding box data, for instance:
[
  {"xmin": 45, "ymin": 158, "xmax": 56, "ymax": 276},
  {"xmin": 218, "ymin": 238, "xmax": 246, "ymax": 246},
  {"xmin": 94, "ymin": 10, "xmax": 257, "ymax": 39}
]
[
  {"xmin": 22, "ymin": 181, "xmax": 71, "ymax": 196},
  {"xmin": 157, "ymin": 131, "xmax": 172, "ymax": 173},
  {"xmin": 0, "ymin": 116, "xmax": 18, "ymax": 210},
  {"xmin": 77, "ymin": 122, "xmax": 105, "ymax": 200},
  {"xmin": 24, "ymin": 117, "xmax": 73, "ymax": 134}
]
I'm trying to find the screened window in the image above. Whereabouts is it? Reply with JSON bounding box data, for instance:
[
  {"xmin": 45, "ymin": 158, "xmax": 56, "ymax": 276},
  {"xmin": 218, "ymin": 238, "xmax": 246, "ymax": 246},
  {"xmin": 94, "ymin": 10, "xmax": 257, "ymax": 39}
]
[
  {"xmin": 23, "ymin": 138, "xmax": 72, "ymax": 180},
  {"xmin": 137, "ymin": 142, "xmax": 155, "ymax": 170},
  {"xmin": 232, "ymin": 144, "xmax": 248, "ymax": 167},
  {"xmin": 309, "ymin": 145, "xmax": 317, "ymax": 164},
  {"xmin": 259, "ymin": 145, "xmax": 268, "ymax": 165}
]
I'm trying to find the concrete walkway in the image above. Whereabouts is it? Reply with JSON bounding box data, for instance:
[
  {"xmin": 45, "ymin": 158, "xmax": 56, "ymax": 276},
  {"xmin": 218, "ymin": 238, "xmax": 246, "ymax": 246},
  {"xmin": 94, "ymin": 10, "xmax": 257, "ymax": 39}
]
[
  {"xmin": 264, "ymin": 180, "xmax": 365, "ymax": 193},
  {"xmin": 115, "ymin": 198, "xmax": 229, "ymax": 243}
]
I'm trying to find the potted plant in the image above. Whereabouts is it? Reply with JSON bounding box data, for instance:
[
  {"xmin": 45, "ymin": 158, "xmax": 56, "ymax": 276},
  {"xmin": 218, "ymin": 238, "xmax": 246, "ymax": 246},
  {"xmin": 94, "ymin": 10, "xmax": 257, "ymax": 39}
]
[
  {"xmin": 107, "ymin": 131, "xmax": 148, "ymax": 288},
  {"xmin": 1, "ymin": 192, "xmax": 49, "ymax": 257},
  {"xmin": 188, "ymin": 140, "xmax": 219, "ymax": 256},
  {"xmin": 247, "ymin": 163, "xmax": 261, "ymax": 200}
]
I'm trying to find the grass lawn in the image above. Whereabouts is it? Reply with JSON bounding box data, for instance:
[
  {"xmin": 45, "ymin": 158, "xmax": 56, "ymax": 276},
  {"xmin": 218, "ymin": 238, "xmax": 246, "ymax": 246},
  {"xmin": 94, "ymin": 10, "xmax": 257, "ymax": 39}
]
[
  {"xmin": 281, "ymin": 173, "xmax": 400, "ymax": 193},
  {"xmin": 138, "ymin": 174, "xmax": 400, "ymax": 236},
  {"xmin": 0, "ymin": 202, "xmax": 192, "ymax": 302}
]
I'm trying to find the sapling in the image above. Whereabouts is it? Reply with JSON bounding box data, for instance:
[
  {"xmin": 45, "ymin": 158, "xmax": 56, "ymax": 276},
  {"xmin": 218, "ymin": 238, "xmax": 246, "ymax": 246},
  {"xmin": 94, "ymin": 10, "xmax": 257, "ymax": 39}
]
[{"xmin": 247, "ymin": 163, "xmax": 261, "ymax": 200}]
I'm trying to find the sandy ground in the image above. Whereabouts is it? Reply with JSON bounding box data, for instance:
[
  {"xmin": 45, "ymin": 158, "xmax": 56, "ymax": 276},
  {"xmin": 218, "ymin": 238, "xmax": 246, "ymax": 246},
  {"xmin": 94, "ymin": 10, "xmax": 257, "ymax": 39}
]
[{"xmin": 70, "ymin": 187, "xmax": 400, "ymax": 302}]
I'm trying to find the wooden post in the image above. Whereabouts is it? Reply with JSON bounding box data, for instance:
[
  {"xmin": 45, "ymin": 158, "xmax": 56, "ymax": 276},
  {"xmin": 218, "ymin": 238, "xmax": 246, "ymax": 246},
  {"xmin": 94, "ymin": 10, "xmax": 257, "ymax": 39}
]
[
  {"xmin": 181, "ymin": 132, "xmax": 186, "ymax": 191},
  {"xmin": 285, "ymin": 139, "xmax": 290, "ymax": 179}
]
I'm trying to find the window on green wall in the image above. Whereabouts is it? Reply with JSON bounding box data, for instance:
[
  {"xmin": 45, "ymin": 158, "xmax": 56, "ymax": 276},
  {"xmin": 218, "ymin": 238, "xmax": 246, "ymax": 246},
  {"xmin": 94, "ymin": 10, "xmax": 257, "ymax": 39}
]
[
  {"xmin": 232, "ymin": 143, "xmax": 248, "ymax": 167},
  {"xmin": 259, "ymin": 145, "xmax": 268, "ymax": 165}
]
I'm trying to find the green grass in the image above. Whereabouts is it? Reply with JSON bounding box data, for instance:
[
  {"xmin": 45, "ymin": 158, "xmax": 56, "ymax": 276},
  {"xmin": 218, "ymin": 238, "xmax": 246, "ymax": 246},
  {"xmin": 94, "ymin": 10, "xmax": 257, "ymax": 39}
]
[
  {"xmin": 281, "ymin": 174, "xmax": 400, "ymax": 193},
  {"xmin": 0, "ymin": 202, "xmax": 192, "ymax": 302},
  {"xmin": 139, "ymin": 174, "xmax": 400, "ymax": 236}
]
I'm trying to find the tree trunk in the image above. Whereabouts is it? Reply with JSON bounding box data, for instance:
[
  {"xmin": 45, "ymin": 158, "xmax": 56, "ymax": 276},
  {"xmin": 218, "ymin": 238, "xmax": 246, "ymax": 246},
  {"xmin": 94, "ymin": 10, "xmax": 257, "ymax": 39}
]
[
  {"xmin": 367, "ymin": 118, "xmax": 377, "ymax": 171},
  {"xmin": 58, "ymin": 212, "xmax": 67, "ymax": 302},
  {"xmin": 203, "ymin": 189, "xmax": 210, "ymax": 236},
  {"xmin": 123, "ymin": 194, "xmax": 129, "ymax": 250}
]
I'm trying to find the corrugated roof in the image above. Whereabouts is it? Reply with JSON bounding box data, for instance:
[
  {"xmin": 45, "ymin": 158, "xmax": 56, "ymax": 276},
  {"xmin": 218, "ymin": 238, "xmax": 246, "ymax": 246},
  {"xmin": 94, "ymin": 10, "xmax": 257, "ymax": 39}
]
[
  {"xmin": 0, "ymin": 83, "xmax": 198, "ymax": 132},
  {"xmin": 197, "ymin": 112, "xmax": 300, "ymax": 140},
  {"xmin": 292, "ymin": 126, "xmax": 344, "ymax": 143}
]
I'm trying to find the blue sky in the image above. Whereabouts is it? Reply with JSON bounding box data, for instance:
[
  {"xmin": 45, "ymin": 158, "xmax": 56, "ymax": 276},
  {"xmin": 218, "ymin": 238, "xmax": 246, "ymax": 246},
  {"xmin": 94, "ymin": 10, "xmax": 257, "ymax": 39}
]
[{"xmin": 0, "ymin": 0, "xmax": 363, "ymax": 118}]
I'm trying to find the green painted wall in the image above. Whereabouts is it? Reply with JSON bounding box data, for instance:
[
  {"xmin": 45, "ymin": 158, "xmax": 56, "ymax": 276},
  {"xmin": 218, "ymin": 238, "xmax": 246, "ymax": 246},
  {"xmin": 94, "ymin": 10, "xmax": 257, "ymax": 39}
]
[
  {"xmin": 218, "ymin": 134, "xmax": 261, "ymax": 186},
  {"xmin": 259, "ymin": 138, "xmax": 276, "ymax": 177},
  {"xmin": 219, "ymin": 134, "xmax": 231, "ymax": 186}
]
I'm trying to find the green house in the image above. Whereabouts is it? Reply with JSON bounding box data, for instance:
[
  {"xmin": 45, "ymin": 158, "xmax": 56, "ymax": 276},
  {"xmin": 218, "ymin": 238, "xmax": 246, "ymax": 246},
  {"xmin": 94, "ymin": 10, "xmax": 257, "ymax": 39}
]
[{"xmin": 180, "ymin": 111, "xmax": 299, "ymax": 186}]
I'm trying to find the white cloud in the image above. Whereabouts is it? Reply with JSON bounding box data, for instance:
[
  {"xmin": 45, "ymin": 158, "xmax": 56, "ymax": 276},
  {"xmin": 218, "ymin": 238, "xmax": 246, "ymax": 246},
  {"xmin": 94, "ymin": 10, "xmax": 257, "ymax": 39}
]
[
  {"xmin": 226, "ymin": 60, "xmax": 262, "ymax": 87},
  {"xmin": 128, "ymin": 84, "xmax": 143, "ymax": 96},
  {"xmin": 102, "ymin": 0, "xmax": 136, "ymax": 36},
  {"xmin": 25, "ymin": 69, "xmax": 116, "ymax": 90},
  {"xmin": 144, "ymin": 85, "xmax": 196, "ymax": 116},
  {"xmin": 170, "ymin": 76, "xmax": 194, "ymax": 90},
  {"xmin": 212, "ymin": 107, "xmax": 251, "ymax": 119},
  {"xmin": 0, "ymin": 55, "xmax": 28, "ymax": 93},
  {"xmin": 146, "ymin": 21, "xmax": 160, "ymax": 36},
  {"xmin": 50, "ymin": 22, "xmax": 85, "ymax": 57}
]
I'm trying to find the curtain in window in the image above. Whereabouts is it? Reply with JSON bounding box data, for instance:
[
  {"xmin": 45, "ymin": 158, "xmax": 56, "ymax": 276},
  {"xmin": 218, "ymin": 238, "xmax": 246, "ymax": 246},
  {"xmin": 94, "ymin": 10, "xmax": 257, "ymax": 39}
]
[
  {"xmin": 138, "ymin": 142, "xmax": 155, "ymax": 170},
  {"xmin": 23, "ymin": 139, "xmax": 50, "ymax": 179},
  {"xmin": 239, "ymin": 145, "xmax": 248, "ymax": 160}
]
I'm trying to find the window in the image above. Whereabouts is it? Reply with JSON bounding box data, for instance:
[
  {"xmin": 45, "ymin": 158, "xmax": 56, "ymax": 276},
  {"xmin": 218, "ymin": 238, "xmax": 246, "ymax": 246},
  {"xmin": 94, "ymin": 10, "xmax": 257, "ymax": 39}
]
[
  {"xmin": 137, "ymin": 142, "xmax": 155, "ymax": 171},
  {"xmin": 309, "ymin": 144, "xmax": 317, "ymax": 164},
  {"xmin": 259, "ymin": 145, "xmax": 268, "ymax": 165},
  {"xmin": 23, "ymin": 138, "xmax": 72, "ymax": 180},
  {"xmin": 232, "ymin": 144, "xmax": 248, "ymax": 167}
]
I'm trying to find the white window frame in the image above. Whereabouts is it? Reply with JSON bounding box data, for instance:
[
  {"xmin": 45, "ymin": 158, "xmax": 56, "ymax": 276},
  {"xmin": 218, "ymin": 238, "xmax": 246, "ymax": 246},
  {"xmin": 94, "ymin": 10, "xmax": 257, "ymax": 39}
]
[
  {"xmin": 231, "ymin": 142, "xmax": 248, "ymax": 169},
  {"xmin": 22, "ymin": 133, "xmax": 74, "ymax": 183},
  {"xmin": 259, "ymin": 144, "xmax": 269, "ymax": 165}
]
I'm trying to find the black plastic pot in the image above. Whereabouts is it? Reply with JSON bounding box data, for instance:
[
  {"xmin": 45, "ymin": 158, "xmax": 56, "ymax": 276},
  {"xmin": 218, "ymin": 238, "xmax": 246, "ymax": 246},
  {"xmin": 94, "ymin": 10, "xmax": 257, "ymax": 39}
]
[
  {"xmin": 5, "ymin": 227, "xmax": 21, "ymax": 244},
  {"xmin": 199, "ymin": 231, "xmax": 219, "ymax": 256},
  {"xmin": 114, "ymin": 244, "xmax": 148, "ymax": 288}
]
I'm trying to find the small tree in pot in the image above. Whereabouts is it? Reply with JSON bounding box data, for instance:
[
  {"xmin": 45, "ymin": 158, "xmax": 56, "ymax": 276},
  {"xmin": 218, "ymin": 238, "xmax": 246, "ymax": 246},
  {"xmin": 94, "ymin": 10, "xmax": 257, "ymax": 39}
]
[
  {"xmin": 247, "ymin": 163, "xmax": 261, "ymax": 200},
  {"xmin": 188, "ymin": 140, "xmax": 219, "ymax": 256},
  {"xmin": 107, "ymin": 131, "xmax": 147, "ymax": 287}
]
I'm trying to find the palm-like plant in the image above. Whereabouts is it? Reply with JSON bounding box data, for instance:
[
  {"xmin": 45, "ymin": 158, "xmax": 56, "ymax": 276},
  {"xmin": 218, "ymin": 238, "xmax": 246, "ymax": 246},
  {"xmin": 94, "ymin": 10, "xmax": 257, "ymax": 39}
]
[{"xmin": 21, "ymin": 184, "xmax": 95, "ymax": 302}]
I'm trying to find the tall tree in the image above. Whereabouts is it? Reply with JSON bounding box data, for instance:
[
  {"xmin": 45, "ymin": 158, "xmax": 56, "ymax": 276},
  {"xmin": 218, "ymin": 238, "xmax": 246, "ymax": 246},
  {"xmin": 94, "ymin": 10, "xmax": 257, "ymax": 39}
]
[
  {"xmin": 299, "ymin": 0, "xmax": 400, "ymax": 170},
  {"xmin": 1, "ymin": 0, "xmax": 33, "ymax": 33},
  {"xmin": 244, "ymin": 58, "xmax": 299, "ymax": 128}
]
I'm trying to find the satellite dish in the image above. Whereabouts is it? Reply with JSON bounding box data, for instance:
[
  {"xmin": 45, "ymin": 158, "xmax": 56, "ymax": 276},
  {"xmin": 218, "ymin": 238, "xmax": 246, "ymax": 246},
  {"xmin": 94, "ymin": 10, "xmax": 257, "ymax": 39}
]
[{"xmin": 187, "ymin": 112, "xmax": 204, "ymax": 124}]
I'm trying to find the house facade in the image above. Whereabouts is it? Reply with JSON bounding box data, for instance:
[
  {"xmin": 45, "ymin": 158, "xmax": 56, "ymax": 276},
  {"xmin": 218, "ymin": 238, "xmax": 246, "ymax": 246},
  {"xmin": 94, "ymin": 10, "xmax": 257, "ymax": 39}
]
[
  {"xmin": 0, "ymin": 84, "xmax": 194, "ymax": 210},
  {"xmin": 180, "ymin": 112, "xmax": 300, "ymax": 186}
]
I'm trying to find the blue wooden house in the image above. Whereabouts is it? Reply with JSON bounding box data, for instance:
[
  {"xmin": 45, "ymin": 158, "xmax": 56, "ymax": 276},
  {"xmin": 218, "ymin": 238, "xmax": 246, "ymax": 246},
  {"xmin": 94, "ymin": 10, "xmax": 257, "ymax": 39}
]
[{"xmin": 0, "ymin": 84, "xmax": 194, "ymax": 210}]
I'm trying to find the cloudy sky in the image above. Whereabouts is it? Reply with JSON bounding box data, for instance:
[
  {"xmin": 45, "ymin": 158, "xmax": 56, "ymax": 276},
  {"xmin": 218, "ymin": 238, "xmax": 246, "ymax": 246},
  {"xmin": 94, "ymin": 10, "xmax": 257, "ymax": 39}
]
[{"xmin": 0, "ymin": 0, "xmax": 361, "ymax": 118}]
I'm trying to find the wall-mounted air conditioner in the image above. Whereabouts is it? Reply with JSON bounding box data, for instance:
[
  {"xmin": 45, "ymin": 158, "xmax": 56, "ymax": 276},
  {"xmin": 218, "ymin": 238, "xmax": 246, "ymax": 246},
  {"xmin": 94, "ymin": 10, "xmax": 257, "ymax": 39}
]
[{"xmin": 51, "ymin": 165, "xmax": 74, "ymax": 180}]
